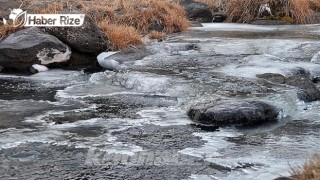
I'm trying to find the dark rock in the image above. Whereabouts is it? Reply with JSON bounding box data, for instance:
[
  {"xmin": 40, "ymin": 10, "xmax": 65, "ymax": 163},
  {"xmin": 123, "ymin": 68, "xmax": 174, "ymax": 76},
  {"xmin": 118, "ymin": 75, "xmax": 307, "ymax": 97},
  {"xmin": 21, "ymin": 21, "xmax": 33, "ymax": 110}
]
[
  {"xmin": 287, "ymin": 67, "xmax": 312, "ymax": 79},
  {"xmin": 45, "ymin": 13, "xmax": 108, "ymax": 54},
  {"xmin": 180, "ymin": 0, "xmax": 213, "ymax": 23},
  {"xmin": 274, "ymin": 177, "xmax": 294, "ymax": 180},
  {"xmin": 256, "ymin": 73, "xmax": 286, "ymax": 84},
  {"xmin": 188, "ymin": 100, "xmax": 279, "ymax": 126},
  {"xmin": 212, "ymin": 14, "xmax": 227, "ymax": 23},
  {"xmin": 285, "ymin": 76, "xmax": 320, "ymax": 102},
  {"xmin": 67, "ymin": 50, "xmax": 103, "ymax": 72},
  {"xmin": 250, "ymin": 20, "xmax": 290, "ymax": 25},
  {"xmin": 190, "ymin": 124, "xmax": 219, "ymax": 132},
  {"xmin": 68, "ymin": 50, "xmax": 97, "ymax": 68},
  {"xmin": 0, "ymin": 27, "xmax": 71, "ymax": 71}
]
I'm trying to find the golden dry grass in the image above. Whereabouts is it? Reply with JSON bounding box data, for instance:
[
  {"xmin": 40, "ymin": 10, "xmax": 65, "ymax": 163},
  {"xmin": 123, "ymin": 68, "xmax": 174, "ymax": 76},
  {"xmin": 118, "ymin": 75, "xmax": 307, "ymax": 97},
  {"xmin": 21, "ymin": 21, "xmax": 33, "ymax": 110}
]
[
  {"xmin": 148, "ymin": 31, "xmax": 166, "ymax": 40},
  {"xmin": 0, "ymin": 0, "xmax": 189, "ymax": 50},
  {"xmin": 290, "ymin": 155, "xmax": 320, "ymax": 180},
  {"xmin": 196, "ymin": 0, "xmax": 320, "ymax": 24},
  {"xmin": 81, "ymin": 0, "xmax": 189, "ymax": 50},
  {"xmin": 0, "ymin": 23, "xmax": 23, "ymax": 40},
  {"xmin": 99, "ymin": 22, "xmax": 143, "ymax": 51},
  {"xmin": 82, "ymin": 0, "xmax": 189, "ymax": 34}
]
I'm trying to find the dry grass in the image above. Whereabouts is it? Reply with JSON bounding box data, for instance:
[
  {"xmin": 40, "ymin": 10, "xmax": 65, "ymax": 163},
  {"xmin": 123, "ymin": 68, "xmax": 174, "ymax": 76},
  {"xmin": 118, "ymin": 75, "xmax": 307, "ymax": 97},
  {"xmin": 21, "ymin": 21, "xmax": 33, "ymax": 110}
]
[
  {"xmin": 83, "ymin": 0, "xmax": 189, "ymax": 34},
  {"xmin": 0, "ymin": 23, "xmax": 23, "ymax": 40},
  {"xmin": 196, "ymin": 0, "xmax": 320, "ymax": 24},
  {"xmin": 0, "ymin": 0, "xmax": 189, "ymax": 50},
  {"xmin": 287, "ymin": 0, "xmax": 313, "ymax": 24},
  {"xmin": 148, "ymin": 31, "xmax": 166, "ymax": 40},
  {"xmin": 99, "ymin": 22, "xmax": 143, "ymax": 51},
  {"xmin": 290, "ymin": 155, "xmax": 320, "ymax": 180},
  {"xmin": 81, "ymin": 0, "xmax": 189, "ymax": 50}
]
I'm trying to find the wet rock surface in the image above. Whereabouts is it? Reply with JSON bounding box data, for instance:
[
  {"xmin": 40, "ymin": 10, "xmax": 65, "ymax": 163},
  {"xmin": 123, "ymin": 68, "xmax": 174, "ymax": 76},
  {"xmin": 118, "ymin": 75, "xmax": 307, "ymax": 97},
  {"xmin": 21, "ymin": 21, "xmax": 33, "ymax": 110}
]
[
  {"xmin": 0, "ymin": 141, "xmax": 223, "ymax": 179},
  {"xmin": 0, "ymin": 78, "xmax": 60, "ymax": 101},
  {"xmin": 0, "ymin": 27, "xmax": 71, "ymax": 71},
  {"xmin": 188, "ymin": 100, "xmax": 280, "ymax": 126},
  {"xmin": 257, "ymin": 67, "xmax": 320, "ymax": 102},
  {"xmin": 256, "ymin": 73, "xmax": 286, "ymax": 84},
  {"xmin": 113, "ymin": 125, "xmax": 206, "ymax": 150}
]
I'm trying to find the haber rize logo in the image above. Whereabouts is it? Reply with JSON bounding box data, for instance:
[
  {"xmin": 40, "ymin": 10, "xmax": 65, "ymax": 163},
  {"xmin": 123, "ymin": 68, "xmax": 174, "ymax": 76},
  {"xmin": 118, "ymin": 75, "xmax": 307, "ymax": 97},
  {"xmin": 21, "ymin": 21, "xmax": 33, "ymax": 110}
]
[{"xmin": 2, "ymin": 7, "xmax": 85, "ymax": 27}]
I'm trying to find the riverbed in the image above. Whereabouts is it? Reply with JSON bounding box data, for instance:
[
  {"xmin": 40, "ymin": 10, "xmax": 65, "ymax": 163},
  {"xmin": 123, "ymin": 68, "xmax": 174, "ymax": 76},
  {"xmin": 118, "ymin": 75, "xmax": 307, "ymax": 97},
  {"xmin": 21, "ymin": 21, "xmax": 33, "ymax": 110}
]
[{"xmin": 1, "ymin": 23, "xmax": 320, "ymax": 180}]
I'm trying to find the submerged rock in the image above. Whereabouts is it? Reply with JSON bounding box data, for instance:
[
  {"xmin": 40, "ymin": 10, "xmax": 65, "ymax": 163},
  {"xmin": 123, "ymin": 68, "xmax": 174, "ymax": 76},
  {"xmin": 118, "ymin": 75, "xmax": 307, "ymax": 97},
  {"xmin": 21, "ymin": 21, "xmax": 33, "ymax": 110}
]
[
  {"xmin": 188, "ymin": 100, "xmax": 279, "ymax": 126},
  {"xmin": 256, "ymin": 73, "xmax": 286, "ymax": 84},
  {"xmin": 0, "ymin": 27, "xmax": 71, "ymax": 71},
  {"xmin": 180, "ymin": 0, "xmax": 213, "ymax": 23},
  {"xmin": 287, "ymin": 67, "xmax": 312, "ymax": 79}
]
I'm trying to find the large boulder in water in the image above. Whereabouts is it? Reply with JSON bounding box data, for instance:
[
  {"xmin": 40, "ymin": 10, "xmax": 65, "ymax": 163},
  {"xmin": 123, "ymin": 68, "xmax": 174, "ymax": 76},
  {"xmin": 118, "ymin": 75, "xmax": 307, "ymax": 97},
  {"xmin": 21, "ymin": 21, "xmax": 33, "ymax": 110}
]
[
  {"xmin": 179, "ymin": 0, "xmax": 213, "ymax": 23},
  {"xmin": 0, "ymin": 27, "xmax": 71, "ymax": 71},
  {"xmin": 45, "ymin": 13, "xmax": 108, "ymax": 54},
  {"xmin": 188, "ymin": 100, "xmax": 280, "ymax": 126}
]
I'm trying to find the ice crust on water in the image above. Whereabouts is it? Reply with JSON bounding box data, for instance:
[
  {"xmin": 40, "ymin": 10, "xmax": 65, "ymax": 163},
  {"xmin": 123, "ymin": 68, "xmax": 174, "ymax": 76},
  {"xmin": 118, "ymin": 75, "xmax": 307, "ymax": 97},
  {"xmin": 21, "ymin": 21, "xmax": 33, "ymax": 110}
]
[{"xmin": 2, "ymin": 23, "xmax": 320, "ymax": 180}]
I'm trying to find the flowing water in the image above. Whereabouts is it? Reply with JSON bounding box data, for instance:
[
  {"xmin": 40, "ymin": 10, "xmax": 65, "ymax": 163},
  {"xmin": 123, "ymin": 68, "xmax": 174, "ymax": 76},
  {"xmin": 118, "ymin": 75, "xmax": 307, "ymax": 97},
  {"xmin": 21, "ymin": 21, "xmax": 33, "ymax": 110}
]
[{"xmin": 1, "ymin": 23, "xmax": 320, "ymax": 179}]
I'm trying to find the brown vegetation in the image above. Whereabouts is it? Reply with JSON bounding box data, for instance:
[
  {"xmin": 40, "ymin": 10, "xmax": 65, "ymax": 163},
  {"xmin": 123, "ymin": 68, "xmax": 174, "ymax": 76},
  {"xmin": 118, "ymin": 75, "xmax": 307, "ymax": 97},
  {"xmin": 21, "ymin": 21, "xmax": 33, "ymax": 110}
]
[
  {"xmin": 99, "ymin": 22, "xmax": 143, "ymax": 51},
  {"xmin": 148, "ymin": 31, "xmax": 166, "ymax": 40},
  {"xmin": 0, "ymin": 0, "xmax": 189, "ymax": 50},
  {"xmin": 0, "ymin": 23, "xmax": 23, "ymax": 40},
  {"xmin": 290, "ymin": 155, "xmax": 320, "ymax": 180},
  {"xmin": 196, "ymin": 0, "xmax": 320, "ymax": 24}
]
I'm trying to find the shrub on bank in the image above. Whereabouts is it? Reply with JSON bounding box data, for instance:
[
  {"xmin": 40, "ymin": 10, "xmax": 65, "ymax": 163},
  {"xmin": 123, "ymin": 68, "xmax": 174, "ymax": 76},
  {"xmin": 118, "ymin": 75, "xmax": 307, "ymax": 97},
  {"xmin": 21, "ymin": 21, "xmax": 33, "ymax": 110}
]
[
  {"xmin": 290, "ymin": 155, "xmax": 320, "ymax": 180},
  {"xmin": 196, "ymin": 0, "xmax": 320, "ymax": 24}
]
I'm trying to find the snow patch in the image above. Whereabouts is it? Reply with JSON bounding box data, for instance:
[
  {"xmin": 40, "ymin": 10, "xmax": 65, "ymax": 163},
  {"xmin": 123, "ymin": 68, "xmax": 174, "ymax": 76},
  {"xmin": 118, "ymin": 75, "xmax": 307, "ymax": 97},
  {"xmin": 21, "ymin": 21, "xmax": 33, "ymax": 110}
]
[
  {"xmin": 37, "ymin": 47, "xmax": 71, "ymax": 65},
  {"xmin": 97, "ymin": 52, "xmax": 126, "ymax": 71},
  {"xmin": 31, "ymin": 64, "xmax": 49, "ymax": 72}
]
